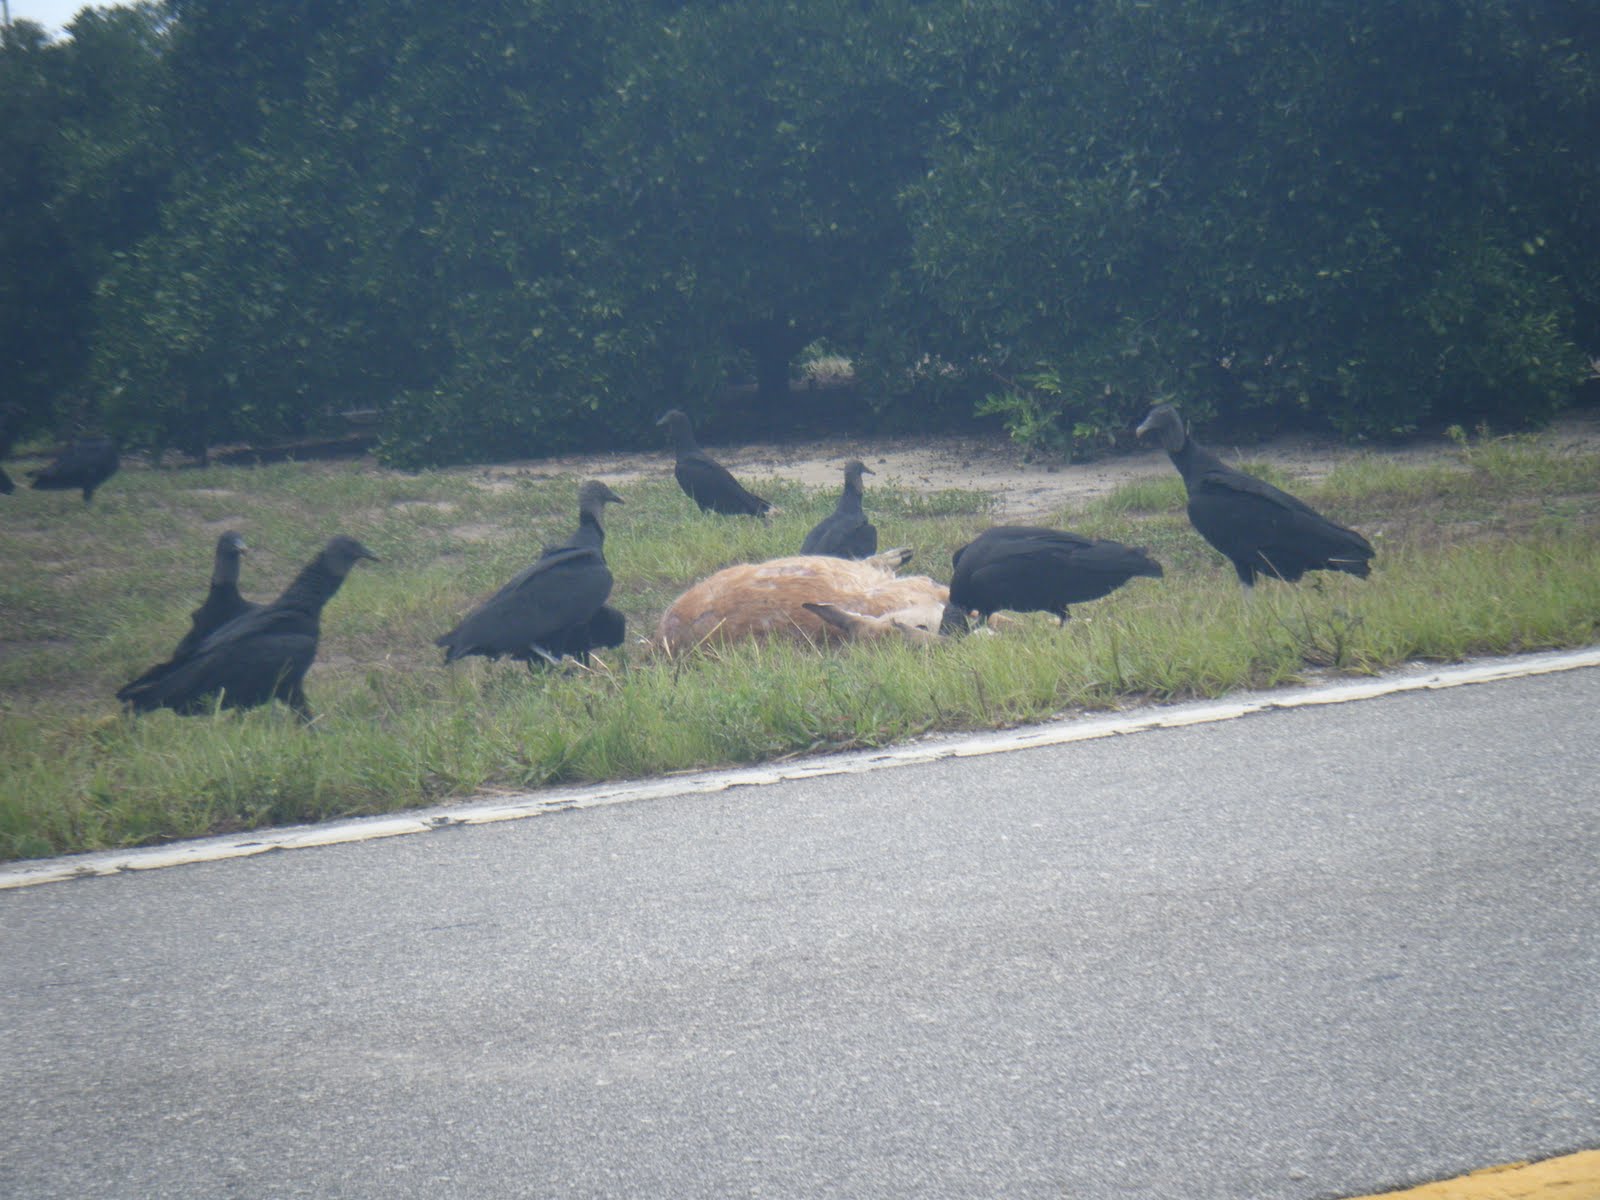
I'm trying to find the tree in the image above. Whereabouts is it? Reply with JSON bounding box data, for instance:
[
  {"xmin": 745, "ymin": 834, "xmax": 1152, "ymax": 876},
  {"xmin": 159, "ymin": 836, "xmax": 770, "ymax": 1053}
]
[
  {"xmin": 359, "ymin": 0, "xmax": 643, "ymax": 466},
  {"xmin": 905, "ymin": 0, "xmax": 1595, "ymax": 450},
  {"xmin": 0, "ymin": 7, "xmax": 170, "ymax": 444},
  {"xmin": 93, "ymin": 0, "xmax": 633, "ymax": 463},
  {"xmin": 586, "ymin": 0, "xmax": 938, "ymax": 418},
  {"xmin": 33, "ymin": 0, "xmax": 1599, "ymax": 465}
]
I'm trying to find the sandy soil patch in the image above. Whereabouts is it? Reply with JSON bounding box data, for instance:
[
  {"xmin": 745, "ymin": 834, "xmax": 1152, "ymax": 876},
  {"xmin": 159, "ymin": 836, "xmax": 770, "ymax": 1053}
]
[
  {"xmin": 446, "ymin": 521, "xmax": 506, "ymax": 544},
  {"xmin": 390, "ymin": 499, "xmax": 459, "ymax": 514},
  {"xmin": 459, "ymin": 410, "xmax": 1600, "ymax": 520}
]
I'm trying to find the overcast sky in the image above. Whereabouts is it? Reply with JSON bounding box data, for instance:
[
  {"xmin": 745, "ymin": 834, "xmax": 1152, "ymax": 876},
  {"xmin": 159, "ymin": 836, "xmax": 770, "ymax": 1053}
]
[{"xmin": 6, "ymin": 0, "xmax": 99, "ymax": 36}]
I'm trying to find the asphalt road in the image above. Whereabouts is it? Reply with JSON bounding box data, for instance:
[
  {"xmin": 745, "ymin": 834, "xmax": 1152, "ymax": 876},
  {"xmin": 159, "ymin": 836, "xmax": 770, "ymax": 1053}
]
[{"xmin": 3, "ymin": 665, "xmax": 1598, "ymax": 1199}]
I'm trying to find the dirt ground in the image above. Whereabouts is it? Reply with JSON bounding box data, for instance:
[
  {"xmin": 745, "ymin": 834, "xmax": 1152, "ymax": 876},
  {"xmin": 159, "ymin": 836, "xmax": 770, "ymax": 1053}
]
[{"xmin": 467, "ymin": 410, "xmax": 1600, "ymax": 519}]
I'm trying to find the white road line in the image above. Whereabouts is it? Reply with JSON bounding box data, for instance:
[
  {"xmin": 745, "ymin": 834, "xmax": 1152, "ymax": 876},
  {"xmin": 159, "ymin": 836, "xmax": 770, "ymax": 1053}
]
[{"xmin": 5, "ymin": 646, "xmax": 1599, "ymax": 891}]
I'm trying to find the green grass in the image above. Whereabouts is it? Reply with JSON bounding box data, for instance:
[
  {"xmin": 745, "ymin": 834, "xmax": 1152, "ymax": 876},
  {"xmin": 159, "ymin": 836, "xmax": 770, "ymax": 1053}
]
[{"xmin": 2, "ymin": 427, "xmax": 1598, "ymax": 861}]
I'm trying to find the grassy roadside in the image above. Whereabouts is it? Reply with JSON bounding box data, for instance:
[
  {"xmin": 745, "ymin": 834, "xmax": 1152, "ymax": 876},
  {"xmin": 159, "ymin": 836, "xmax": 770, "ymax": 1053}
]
[{"xmin": 2, "ymin": 427, "xmax": 1597, "ymax": 861}]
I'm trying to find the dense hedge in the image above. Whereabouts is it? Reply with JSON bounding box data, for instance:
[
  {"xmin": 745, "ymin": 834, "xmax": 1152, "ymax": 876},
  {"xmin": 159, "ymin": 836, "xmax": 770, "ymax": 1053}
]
[{"xmin": 1, "ymin": 1, "xmax": 1595, "ymax": 463}]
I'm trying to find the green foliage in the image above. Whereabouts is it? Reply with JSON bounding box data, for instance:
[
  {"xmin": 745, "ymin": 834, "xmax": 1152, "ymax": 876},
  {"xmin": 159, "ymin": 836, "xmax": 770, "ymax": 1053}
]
[
  {"xmin": 574, "ymin": 0, "xmax": 945, "ymax": 422},
  {"xmin": 0, "ymin": 22, "xmax": 77, "ymax": 441},
  {"xmin": 352, "ymin": 0, "xmax": 642, "ymax": 464},
  {"xmin": 2, "ymin": 1, "xmax": 1597, "ymax": 463},
  {"xmin": 977, "ymin": 388, "xmax": 1069, "ymax": 459},
  {"xmin": 0, "ymin": 7, "xmax": 171, "ymax": 443},
  {"xmin": 905, "ymin": 0, "xmax": 1597, "ymax": 451},
  {"xmin": 91, "ymin": 0, "xmax": 631, "ymax": 460},
  {"xmin": 93, "ymin": 146, "xmax": 409, "ymax": 455}
]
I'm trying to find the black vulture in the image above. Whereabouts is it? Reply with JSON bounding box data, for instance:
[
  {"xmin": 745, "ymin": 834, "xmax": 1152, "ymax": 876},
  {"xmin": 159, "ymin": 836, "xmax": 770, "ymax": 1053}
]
[
  {"xmin": 436, "ymin": 480, "xmax": 623, "ymax": 667},
  {"xmin": 117, "ymin": 531, "xmax": 259, "ymax": 705},
  {"xmin": 800, "ymin": 460, "xmax": 877, "ymax": 559},
  {"xmin": 1135, "ymin": 403, "xmax": 1375, "ymax": 588},
  {"xmin": 118, "ymin": 535, "xmax": 378, "ymax": 721},
  {"xmin": 525, "ymin": 492, "xmax": 628, "ymax": 664},
  {"xmin": 657, "ymin": 409, "xmax": 772, "ymax": 516},
  {"xmin": 30, "ymin": 438, "xmax": 120, "ymax": 503},
  {"xmin": 524, "ymin": 490, "xmax": 628, "ymax": 664},
  {"xmin": 949, "ymin": 527, "xmax": 1163, "ymax": 624},
  {"xmin": 538, "ymin": 604, "xmax": 628, "ymax": 665}
]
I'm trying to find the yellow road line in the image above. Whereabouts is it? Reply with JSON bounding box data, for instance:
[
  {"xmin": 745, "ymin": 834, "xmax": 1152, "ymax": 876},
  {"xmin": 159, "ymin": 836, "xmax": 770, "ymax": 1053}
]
[{"xmin": 1344, "ymin": 1151, "xmax": 1600, "ymax": 1199}]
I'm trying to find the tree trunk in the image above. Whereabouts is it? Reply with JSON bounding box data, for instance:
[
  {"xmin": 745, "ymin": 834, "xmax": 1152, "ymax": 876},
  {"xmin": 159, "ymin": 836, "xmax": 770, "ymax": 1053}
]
[
  {"xmin": 730, "ymin": 318, "xmax": 808, "ymax": 408},
  {"xmin": 753, "ymin": 341, "xmax": 793, "ymax": 407}
]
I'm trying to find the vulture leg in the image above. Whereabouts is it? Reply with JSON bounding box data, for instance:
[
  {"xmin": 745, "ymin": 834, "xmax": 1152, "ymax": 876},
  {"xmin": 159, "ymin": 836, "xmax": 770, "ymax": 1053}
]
[{"xmin": 525, "ymin": 645, "xmax": 562, "ymax": 671}]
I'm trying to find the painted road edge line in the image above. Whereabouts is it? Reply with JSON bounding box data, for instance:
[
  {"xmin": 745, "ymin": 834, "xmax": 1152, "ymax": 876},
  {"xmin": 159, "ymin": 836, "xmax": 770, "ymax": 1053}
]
[
  {"xmin": 6, "ymin": 645, "xmax": 1600, "ymax": 891},
  {"xmin": 1338, "ymin": 1148, "xmax": 1600, "ymax": 1199}
]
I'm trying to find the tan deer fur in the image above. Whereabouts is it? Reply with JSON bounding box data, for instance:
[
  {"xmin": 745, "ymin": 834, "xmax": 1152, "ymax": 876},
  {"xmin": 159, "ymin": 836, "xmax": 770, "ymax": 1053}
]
[{"xmin": 653, "ymin": 549, "xmax": 951, "ymax": 656}]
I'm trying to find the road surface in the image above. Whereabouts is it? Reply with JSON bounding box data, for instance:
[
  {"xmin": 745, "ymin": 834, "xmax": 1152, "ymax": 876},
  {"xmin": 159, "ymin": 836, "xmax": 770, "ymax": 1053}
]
[{"xmin": 3, "ymin": 661, "xmax": 1598, "ymax": 1198}]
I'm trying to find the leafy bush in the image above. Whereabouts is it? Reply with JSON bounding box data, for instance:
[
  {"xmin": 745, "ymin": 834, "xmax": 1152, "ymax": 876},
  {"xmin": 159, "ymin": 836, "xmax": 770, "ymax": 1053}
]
[
  {"xmin": 904, "ymin": 0, "xmax": 1595, "ymax": 450},
  {"xmin": 5, "ymin": 1, "xmax": 1597, "ymax": 462}
]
